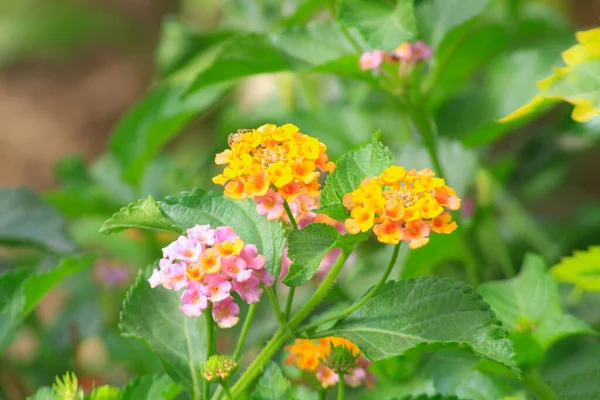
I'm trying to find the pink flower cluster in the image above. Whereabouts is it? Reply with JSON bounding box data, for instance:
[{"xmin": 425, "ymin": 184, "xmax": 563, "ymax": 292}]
[
  {"xmin": 148, "ymin": 224, "xmax": 274, "ymax": 328},
  {"xmin": 359, "ymin": 41, "xmax": 433, "ymax": 71}
]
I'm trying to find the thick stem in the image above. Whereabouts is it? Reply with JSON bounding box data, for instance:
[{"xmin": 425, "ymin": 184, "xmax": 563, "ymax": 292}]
[
  {"xmin": 296, "ymin": 243, "xmax": 401, "ymax": 334},
  {"xmin": 220, "ymin": 380, "xmax": 234, "ymax": 400},
  {"xmin": 265, "ymin": 286, "xmax": 286, "ymax": 328},
  {"xmin": 230, "ymin": 249, "xmax": 351, "ymax": 396},
  {"xmin": 233, "ymin": 303, "xmax": 257, "ymax": 361},
  {"xmin": 204, "ymin": 305, "xmax": 215, "ymax": 400},
  {"xmin": 337, "ymin": 374, "xmax": 345, "ymax": 400},
  {"xmin": 318, "ymin": 390, "xmax": 327, "ymax": 400}
]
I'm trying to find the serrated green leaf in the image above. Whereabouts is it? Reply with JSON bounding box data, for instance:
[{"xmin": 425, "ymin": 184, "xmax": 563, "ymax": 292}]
[
  {"xmin": 0, "ymin": 254, "xmax": 95, "ymax": 352},
  {"xmin": 550, "ymin": 246, "xmax": 600, "ymax": 291},
  {"xmin": 120, "ymin": 374, "xmax": 181, "ymax": 400},
  {"xmin": 480, "ymin": 254, "xmax": 594, "ymax": 351},
  {"xmin": 283, "ymin": 224, "xmax": 340, "ymax": 287},
  {"xmin": 319, "ymin": 135, "xmax": 394, "ymax": 220},
  {"xmin": 339, "ymin": 0, "xmax": 416, "ymax": 49},
  {"xmin": 120, "ymin": 266, "xmax": 206, "ymax": 398},
  {"xmin": 109, "ymin": 83, "xmax": 226, "ymax": 185},
  {"xmin": 330, "ymin": 277, "xmax": 517, "ymax": 371},
  {"xmin": 253, "ymin": 362, "xmax": 292, "ymax": 400},
  {"xmin": 89, "ymin": 385, "xmax": 120, "ymax": 400},
  {"xmin": 159, "ymin": 189, "xmax": 285, "ymax": 278},
  {"xmin": 0, "ymin": 187, "xmax": 75, "ymax": 253},
  {"xmin": 100, "ymin": 196, "xmax": 182, "ymax": 235}
]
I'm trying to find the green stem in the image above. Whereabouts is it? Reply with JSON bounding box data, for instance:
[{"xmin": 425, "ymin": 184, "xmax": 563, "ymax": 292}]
[
  {"xmin": 282, "ymin": 199, "xmax": 298, "ymax": 321},
  {"xmin": 230, "ymin": 250, "xmax": 352, "ymax": 397},
  {"xmin": 233, "ymin": 304, "xmax": 257, "ymax": 361},
  {"xmin": 204, "ymin": 305, "xmax": 215, "ymax": 400},
  {"xmin": 337, "ymin": 374, "xmax": 345, "ymax": 400},
  {"xmin": 409, "ymin": 105, "xmax": 445, "ymax": 179},
  {"xmin": 265, "ymin": 286, "xmax": 286, "ymax": 328},
  {"xmin": 296, "ymin": 243, "xmax": 401, "ymax": 334},
  {"xmin": 318, "ymin": 390, "xmax": 327, "ymax": 400},
  {"xmin": 283, "ymin": 200, "xmax": 298, "ymax": 230},
  {"xmin": 325, "ymin": 0, "xmax": 362, "ymax": 53},
  {"xmin": 220, "ymin": 380, "xmax": 234, "ymax": 400}
]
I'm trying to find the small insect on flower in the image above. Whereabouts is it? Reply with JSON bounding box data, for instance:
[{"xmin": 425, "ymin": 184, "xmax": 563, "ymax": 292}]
[
  {"xmin": 148, "ymin": 224, "xmax": 274, "ymax": 328},
  {"xmin": 343, "ymin": 166, "xmax": 461, "ymax": 248}
]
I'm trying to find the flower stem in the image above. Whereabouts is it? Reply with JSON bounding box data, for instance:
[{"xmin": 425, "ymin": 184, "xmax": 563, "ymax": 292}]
[
  {"xmin": 204, "ymin": 305, "xmax": 215, "ymax": 400},
  {"xmin": 283, "ymin": 200, "xmax": 298, "ymax": 230},
  {"xmin": 230, "ymin": 249, "xmax": 351, "ymax": 397},
  {"xmin": 233, "ymin": 303, "xmax": 257, "ymax": 361},
  {"xmin": 318, "ymin": 390, "xmax": 327, "ymax": 400},
  {"xmin": 296, "ymin": 243, "xmax": 401, "ymax": 334},
  {"xmin": 282, "ymin": 199, "xmax": 298, "ymax": 321},
  {"xmin": 409, "ymin": 104, "xmax": 445, "ymax": 179},
  {"xmin": 220, "ymin": 380, "xmax": 234, "ymax": 400},
  {"xmin": 337, "ymin": 374, "xmax": 345, "ymax": 400},
  {"xmin": 265, "ymin": 286, "xmax": 286, "ymax": 328}
]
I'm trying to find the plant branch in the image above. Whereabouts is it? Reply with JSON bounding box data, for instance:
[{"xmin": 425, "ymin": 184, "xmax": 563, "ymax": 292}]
[
  {"xmin": 282, "ymin": 199, "xmax": 298, "ymax": 321},
  {"xmin": 233, "ymin": 303, "xmax": 257, "ymax": 361},
  {"xmin": 265, "ymin": 286, "xmax": 286, "ymax": 328},
  {"xmin": 204, "ymin": 305, "xmax": 215, "ymax": 400}
]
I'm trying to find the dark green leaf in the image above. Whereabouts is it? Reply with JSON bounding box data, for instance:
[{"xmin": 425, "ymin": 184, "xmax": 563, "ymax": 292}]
[
  {"xmin": 120, "ymin": 266, "xmax": 206, "ymax": 397},
  {"xmin": 159, "ymin": 189, "xmax": 286, "ymax": 278},
  {"xmin": 100, "ymin": 196, "xmax": 182, "ymax": 234},
  {"xmin": 0, "ymin": 187, "xmax": 75, "ymax": 253},
  {"xmin": 331, "ymin": 277, "xmax": 517, "ymax": 371},
  {"xmin": 340, "ymin": 0, "xmax": 417, "ymax": 49},
  {"xmin": 319, "ymin": 135, "xmax": 394, "ymax": 220},
  {"xmin": 283, "ymin": 224, "xmax": 340, "ymax": 287},
  {"xmin": 120, "ymin": 374, "xmax": 181, "ymax": 400},
  {"xmin": 253, "ymin": 362, "xmax": 292, "ymax": 400}
]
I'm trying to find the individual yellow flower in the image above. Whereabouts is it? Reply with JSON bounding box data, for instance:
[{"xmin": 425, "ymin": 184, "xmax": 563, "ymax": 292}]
[
  {"xmin": 344, "ymin": 166, "xmax": 461, "ymax": 248},
  {"xmin": 213, "ymin": 124, "xmax": 334, "ymax": 203}
]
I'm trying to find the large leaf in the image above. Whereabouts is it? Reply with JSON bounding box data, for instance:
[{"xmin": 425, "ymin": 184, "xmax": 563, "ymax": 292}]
[
  {"xmin": 500, "ymin": 28, "xmax": 600, "ymax": 123},
  {"xmin": 550, "ymin": 246, "xmax": 600, "ymax": 292},
  {"xmin": 252, "ymin": 362, "xmax": 292, "ymax": 400},
  {"xmin": 120, "ymin": 267, "xmax": 206, "ymax": 398},
  {"xmin": 159, "ymin": 190, "xmax": 286, "ymax": 278},
  {"xmin": 109, "ymin": 83, "xmax": 226, "ymax": 185},
  {"xmin": 479, "ymin": 254, "xmax": 594, "ymax": 351},
  {"xmin": 120, "ymin": 374, "xmax": 181, "ymax": 400},
  {"xmin": 100, "ymin": 196, "xmax": 182, "ymax": 234},
  {"xmin": 0, "ymin": 188, "xmax": 75, "ymax": 253},
  {"xmin": 330, "ymin": 276, "xmax": 517, "ymax": 370},
  {"xmin": 339, "ymin": 0, "xmax": 417, "ymax": 49},
  {"xmin": 0, "ymin": 254, "xmax": 95, "ymax": 352},
  {"xmin": 319, "ymin": 135, "xmax": 394, "ymax": 220},
  {"xmin": 417, "ymin": 0, "xmax": 490, "ymax": 47},
  {"xmin": 283, "ymin": 224, "xmax": 340, "ymax": 287}
]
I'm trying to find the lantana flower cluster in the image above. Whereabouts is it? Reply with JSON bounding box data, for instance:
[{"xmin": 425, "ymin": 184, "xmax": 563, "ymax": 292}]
[
  {"xmin": 285, "ymin": 337, "xmax": 375, "ymax": 389},
  {"xmin": 344, "ymin": 166, "xmax": 461, "ymax": 248},
  {"xmin": 213, "ymin": 124, "xmax": 335, "ymax": 203},
  {"xmin": 360, "ymin": 41, "xmax": 433, "ymax": 72},
  {"xmin": 148, "ymin": 224, "xmax": 274, "ymax": 328}
]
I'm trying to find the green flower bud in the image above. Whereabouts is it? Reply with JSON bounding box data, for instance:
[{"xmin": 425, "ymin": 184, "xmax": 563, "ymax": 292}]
[
  {"xmin": 202, "ymin": 355, "xmax": 237, "ymax": 382},
  {"xmin": 322, "ymin": 343, "xmax": 360, "ymax": 375}
]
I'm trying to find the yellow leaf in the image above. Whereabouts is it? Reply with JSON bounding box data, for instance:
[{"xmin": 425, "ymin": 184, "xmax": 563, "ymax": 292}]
[{"xmin": 551, "ymin": 246, "xmax": 600, "ymax": 291}]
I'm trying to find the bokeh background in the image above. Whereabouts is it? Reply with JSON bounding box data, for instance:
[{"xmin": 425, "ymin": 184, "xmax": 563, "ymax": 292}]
[{"xmin": 1, "ymin": 0, "xmax": 600, "ymax": 398}]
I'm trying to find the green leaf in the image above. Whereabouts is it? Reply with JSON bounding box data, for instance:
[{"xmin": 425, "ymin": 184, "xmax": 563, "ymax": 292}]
[
  {"xmin": 330, "ymin": 277, "xmax": 517, "ymax": 371},
  {"xmin": 401, "ymin": 232, "xmax": 462, "ymax": 279},
  {"xmin": 400, "ymin": 395, "xmax": 460, "ymax": 400},
  {"xmin": 0, "ymin": 254, "xmax": 95, "ymax": 352},
  {"xmin": 417, "ymin": 0, "xmax": 490, "ymax": 47},
  {"xmin": 0, "ymin": 187, "xmax": 75, "ymax": 253},
  {"xmin": 187, "ymin": 33, "xmax": 293, "ymax": 94},
  {"xmin": 253, "ymin": 362, "xmax": 292, "ymax": 400},
  {"xmin": 479, "ymin": 254, "xmax": 594, "ymax": 351},
  {"xmin": 339, "ymin": 0, "xmax": 417, "ymax": 49},
  {"xmin": 283, "ymin": 224, "xmax": 340, "ymax": 287},
  {"xmin": 159, "ymin": 189, "xmax": 286, "ymax": 278},
  {"xmin": 319, "ymin": 135, "xmax": 394, "ymax": 220},
  {"xmin": 550, "ymin": 246, "xmax": 600, "ymax": 292},
  {"xmin": 100, "ymin": 196, "xmax": 182, "ymax": 235},
  {"xmin": 120, "ymin": 266, "xmax": 206, "ymax": 397},
  {"xmin": 121, "ymin": 374, "xmax": 181, "ymax": 400},
  {"xmin": 26, "ymin": 387, "xmax": 55, "ymax": 400},
  {"xmin": 89, "ymin": 385, "xmax": 120, "ymax": 400},
  {"xmin": 109, "ymin": 83, "xmax": 226, "ymax": 185}
]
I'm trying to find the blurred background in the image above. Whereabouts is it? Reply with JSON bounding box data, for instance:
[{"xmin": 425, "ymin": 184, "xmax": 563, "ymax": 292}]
[{"xmin": 1, "ymin": 0, "xmax": 600, "ymax": 399}]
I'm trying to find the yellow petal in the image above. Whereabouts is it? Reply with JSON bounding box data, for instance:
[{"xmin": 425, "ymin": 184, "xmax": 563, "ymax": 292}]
[
  {"xmin": 562, "ymin": 43, "xmax": 600, "ymax": 66},
  {"xmin": 576, "ymin": 27, "xmax": 600, "ymax": 45},
  {"xmin": 498, "ymin": 95, "xmax": 551, "ymax": 123}
]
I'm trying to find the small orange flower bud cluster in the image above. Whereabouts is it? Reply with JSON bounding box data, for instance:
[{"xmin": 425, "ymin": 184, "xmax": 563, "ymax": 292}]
[
  {"xmin": 213, "ymin": 124, "xmax": 334, "ymax": 203},
  {"xmin": 284, "ymin": 337, "xmax": 374, "ymax": 389},
  {"xmin": 343, "ymin": 166, "xmax": 461, "ymax": 248}
]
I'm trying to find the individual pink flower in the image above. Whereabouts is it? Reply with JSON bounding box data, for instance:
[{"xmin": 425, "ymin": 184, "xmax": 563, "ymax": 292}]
[
  {"xmin": 212, "ymin": 297, "xmax": 240, "ymax": 328},
  {"xmin": 254, "ymin": 268, "xmax": 275, "ymax": 287},
  {"xmin": 233, "ymin": 276, "xmax": 263, "ymax": 304},
  {"xmin": 180, "ymin": 281, "xmax": 208, "ymax": 317},
  {"xmin": 254, "ymin": 189, "xmax": 285, "ymax": 220},
  {"xmin": 186, "ymin": 224, "xmax": 215, "ymax": 245},
  {"xmin": 359, "ymin": 50, "xmax": 384, "ymax": 70},
  {"xmin": 205, "ymin": 274, "xmax": 232, "ymax": 302},
  {"xmin": 316, "ymin": 365, "xmax": 339, "ymax": 388},
  {"xmin": 214, "ymin": 226, "xmax": 237, "ymax": 244},
  {"xmin": 222, "ymin": 256, "xmax": 253, "ymax": 282},
  {"xmin": 240, "ymin": 244, "xmax": 266, "ymax": 270},
  {"xmin": 149, "ymin": 260, "xmax": 187, "ymax": 290},
  {"xmin": 412, "ymin": 40, "xmax": 433, "ymax": 61},
  {"xmin": 291, "ymin": 194, "xmax": 318, "ymax": 228}
]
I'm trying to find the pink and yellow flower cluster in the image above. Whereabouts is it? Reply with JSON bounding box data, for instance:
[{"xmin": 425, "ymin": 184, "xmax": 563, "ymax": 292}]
[
  {"xmin": 148, "ymin": 224, "xmax": 274, "ymax": 328},
  {"xmin": 213, "ymin": 124, "xmax": 335, "ymax": 203},
  {"xmin": 343, "ymin": 166, "xmax": 461, "ymax": 248},
  {"xmin": 285, "ymin": 337, "xmax": 375, "ymax": 389}
]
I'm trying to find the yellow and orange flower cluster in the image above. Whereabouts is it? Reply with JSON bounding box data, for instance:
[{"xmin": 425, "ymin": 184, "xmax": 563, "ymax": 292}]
[
  {"xmin": 285, "ymin": 337, "xmax": 374, "ymax": 389},
  {"xmin": 343, "ymin": 166, "xmax": 461, "ymax": 248},
  {"xmin": 213, "ymin": 124, "xmax": 334, "ymax": 202}
]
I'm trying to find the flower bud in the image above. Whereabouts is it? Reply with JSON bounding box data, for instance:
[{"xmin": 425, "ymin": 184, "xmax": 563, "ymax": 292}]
[
  {"xmin": 202, "ymin": 355, "xmax": 237, "ymax": 382},
  {"xmin": 321, "ymin": 343, "xmax": 360, "ymax": 375}
]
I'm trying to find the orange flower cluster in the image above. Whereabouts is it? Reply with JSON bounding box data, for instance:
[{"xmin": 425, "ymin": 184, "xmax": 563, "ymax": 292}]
[
  {"xmin": 285, "ymin": 337, "xmax": 374, "ymax": 389},
  {"xmin": 343, "ymin": 166, "xmax": 461, "ymax": 248},
  {"xmin": 213, "ymin": 124, "xmax": 334, "ymax": 202}
]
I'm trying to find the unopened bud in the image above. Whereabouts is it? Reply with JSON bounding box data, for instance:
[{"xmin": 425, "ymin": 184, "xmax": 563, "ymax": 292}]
[
  {"xmin": 322, "ymin": 343, "xmax": 360, "ymax": 375},
  {"xmin": 202, "ymin": 355, "xmax": 237, "ymax": 382}
]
